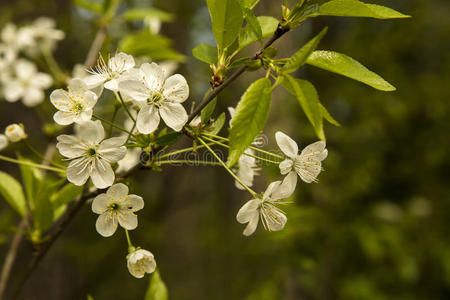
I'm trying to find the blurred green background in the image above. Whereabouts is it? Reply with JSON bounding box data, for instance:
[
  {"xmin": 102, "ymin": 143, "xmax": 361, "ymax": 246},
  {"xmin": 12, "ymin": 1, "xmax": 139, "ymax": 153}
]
[{"xmin": 1, "ymin": 0, "xmax": 449, "ymax": 299}]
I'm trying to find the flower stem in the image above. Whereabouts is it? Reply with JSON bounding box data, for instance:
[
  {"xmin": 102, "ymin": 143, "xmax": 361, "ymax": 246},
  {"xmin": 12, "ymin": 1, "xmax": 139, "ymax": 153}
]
[
  {"xmin": 0, "ymin": 155, "xmax": 65, "ymax": 173},
  {"xmin": 156, "ymin": 143, "xmax": 214, "ymax": 159},
  {"xmin": 108, "ymin": 105, "xmax": 119, "ymax": 138},
  {"xmin": 93, "ymin": 114, "xmax": 131, "ymax": 135},
  {"xmin": 125, "ymin": 229, "xmax": 133, "ymax": 249},
  {"xmin": 157, "ymin": 160, "xmax": 221, "ymax": 166},
  {"xmin": 114, "ymin": 92, "xmax": 136, "ymax": 123},
  {"xmin": 197, "ymin": 137, "xmax": 258, "ymax": 198}
]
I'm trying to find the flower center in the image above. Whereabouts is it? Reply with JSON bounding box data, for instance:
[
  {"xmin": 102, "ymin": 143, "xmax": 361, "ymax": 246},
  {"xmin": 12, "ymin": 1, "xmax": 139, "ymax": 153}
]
[
  {"xmin": 108, "ymin": 202, "xmax": 120, "ymax": 211},
  {"xmin": 148, "ymin": 92, "xmax": 163, "ymax": 105},
  {"xmin": 87, "ymin": 148, "xmax": 97, "ymax": 156}
]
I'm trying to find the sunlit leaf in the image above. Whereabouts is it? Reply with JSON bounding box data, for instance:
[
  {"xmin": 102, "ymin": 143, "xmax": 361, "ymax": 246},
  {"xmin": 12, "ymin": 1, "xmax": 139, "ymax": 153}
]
[
  {"xmin": 0, "ymin": 171, "xmax": 26, "ymax": 216},
  {"xmin": 239, "ymin": 16, "xmax": 278, "ymax": 49},
  {"xmin": 145, "ymin": 269, "xmax": 168, "ymax": 300},
  {"xmin": 123, "ymin": 8, "xmax": 174, "ymax": 22},
  {"xmin": 318, "ymin": 0, "xmax": 410, "ymax": 19},
  {"xmin": 192, "ymin": 44, "xmax": 217, "ymax": 64}
]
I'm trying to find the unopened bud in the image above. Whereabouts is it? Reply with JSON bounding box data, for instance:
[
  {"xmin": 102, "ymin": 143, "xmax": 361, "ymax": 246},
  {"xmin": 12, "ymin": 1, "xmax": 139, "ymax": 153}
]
[{"xmin": 5, "ymin": 123, "xmax": 27, "ymax": 142}]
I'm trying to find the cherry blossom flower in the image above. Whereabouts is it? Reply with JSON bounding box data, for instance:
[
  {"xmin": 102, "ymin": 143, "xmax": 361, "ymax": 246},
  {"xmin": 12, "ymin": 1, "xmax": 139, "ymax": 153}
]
[
  {"xmin": 5, "ymin": 123, "xmax": 27, "ymax": 142},
  {"xmin": 92, "ymin": 183, "xmax": 144, "ymax": 237},
  {"xmin": 56, "ymin": 120, "xmax": 126, "ymax": 188},
  {"xmin": 118, "ymin": 62, "xmax": 189, "ymax": 133},
  {"xmin": 50, "ymin": 78, "xmax": 97, "ymax": 125},
  {"xmin": 236, "ymin": 171, "xmax": 297, "ymax": 236},
  {"xmin": 275, "ymin": 131, "xmax": 328, "ymax": 184},
  {"xmin": 29, "ymin": 17, "xmax": 65, "ymax": 52},
  {"xmin": 85, "ymin": 52, "xmax": 135, "ymax": 93},
  {"xmin": 3, "ymin": 59, "xmax": 52, "ymax": 107},
  {"xmin": 127, "ymin": 249, "xmax": 156, "ymax": 278}
]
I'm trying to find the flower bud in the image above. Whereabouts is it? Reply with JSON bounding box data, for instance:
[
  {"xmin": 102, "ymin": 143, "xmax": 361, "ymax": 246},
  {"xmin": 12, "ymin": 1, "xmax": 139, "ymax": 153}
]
[
  {"xmin": 5, "ymin": 123, "xmax": 27, "ymax": 142},
  {"xmin": 0, "ymin": 134, "xmax": 8, "ymax": 151},
  {"xmin": 127, "ymin": 249, "xmax": 156, "ymax": 278}
]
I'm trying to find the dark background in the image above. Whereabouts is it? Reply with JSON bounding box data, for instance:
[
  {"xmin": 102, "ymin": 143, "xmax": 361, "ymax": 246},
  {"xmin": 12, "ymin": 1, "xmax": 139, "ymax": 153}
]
[{"xmin": 0, "ymin": 0, "xmax": 449, "ymax": 299}]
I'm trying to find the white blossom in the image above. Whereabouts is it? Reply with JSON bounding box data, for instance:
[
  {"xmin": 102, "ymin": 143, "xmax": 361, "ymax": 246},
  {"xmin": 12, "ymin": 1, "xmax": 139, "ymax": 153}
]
[
  {"xmin": 1, "ymin": 23, "xmax": 34, "ymax": 51},
  {"xmin": 118, "ymin": 62, "xmax": 189, "ymax": 133},
  {"xmin": 29, "ymin": 17, "xmax": 65, "ymax": 52},
  {"xmin": 236, "ymin": 171, "xmax": 297, "ymax": 236},
  {"xmin": 0, "ymin": 134, "xmax": 8, "ymax": 151},
  {"xmin": 3, "ymin": 59, "xmax": 52, "ymax": 107},
  {"xmin": 127, "ymin": 249, "xmax": 156, "ymax": 278},
  {"xmin": 0, "ymin": 43, "xmax": 16, "ymax": 70},
  {"xmin": 275, "ymin": 131, "xmax": 328, "ymax": 184},
  {"xmin": 92, "ymin": 183, "xmax": 144, "ymax": 237},
  {"xmin": 50, "ymin": 78, "xmax": 97, "ymax": 125},
  {"xmin": 56, "ymin": 120, "xmax": 126, "ymax": 188},
  {"xmin": 5, "ymin": 123, "xmax": 27, "ymax": 142},
  {"xmin": 85, "ymin": 52, "xmax": 135, "ymax": 93}
]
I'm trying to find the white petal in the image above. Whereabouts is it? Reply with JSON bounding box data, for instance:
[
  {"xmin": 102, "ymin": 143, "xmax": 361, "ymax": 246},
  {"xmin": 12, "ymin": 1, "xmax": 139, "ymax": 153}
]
[
  {"xmin": 92, "ymin": 194, "xmax": 109, "ymax": 214},
  {"xmin": 243, "ymin": 213, "xmax": 259, "ymax": 236},
  {"xmin": 270, "ymin": 171, "xmax": 297, "ymax": 201},
  {"xmin": 279, "ymin": 159, "xmax": 293, "ymax": 175},
  {"xmin": 76, "ymin": 120, "xmax": 105, "ymax": 144},
  {"xmin": 106, "ymin": 183, "xmax": 129, "ymax": 199},
  {"xmin": 141, "ymin": 62, "xmax": 164, "ymax": 92},
  {"xmin": 300, "ymin": 141, "xmax": 328, "ymax": 162},
  {"xmin": 162, "ymin": 74, "xmax": 189, "ymax": 103},
  {"xmin": 0, "ymin": 135, "xmax": 8, "ymax": 151},
  {"xmin": 66, "ymin": 158, "xmax": 90, "ymax": 186},
  {"xmin": 137, "ymin": 104, "xmax": 160, "ymax": 134},
  {"xmin": 118, "ymin": 79, "xmax": 149, "ymax": 102},
  {"xmin": 50, "ymin": 89, "xmax": 71, "ymax": 111},
  {"xmin": 118, "ymin": 211, "xmax": 138, "ymax": 230},
  {"xmin": 98, "ymin": 139, "xmax": 127, "ymax": 163},
  {"xmin": 82, "ymin": 90, "xmax": 98, "ymax": 109},
  {"xmin": 95, "ymin": 213, "xmax": 118, "ymax": 237},
  {"xmin": 68, "ymin": 78, "xmax": 88, "ymax": 93},
  {"xmin": 56, "ymin": 134, "xmax": 86, "ymax": 158},
  {"xmin": 159, "ymin": 102, "xmax": 187, "ymax": 132},
  {"xmin": 275, "ymin": 131, "xmax": 298, "ymax": 158},
  {"xmin": 84, "ymin": 74, "xmax": 106, "ymax": 88},
  {"xmin": 126, "ymin": 195, "xmax": 144, "ymax": 211},
  {"xmin": 90, "ymin": 159, "xmax": 115, "ymax": 189},
  {"xmin": 15, "ymin": 60, "xmax": 36, "ymax": 79},
  {"xmin": 32, "ymin": 72, "xmax": 53, "ymax": 89},
  {"xmin": 104, "ymin": 79, "xmax": 119, "ymax": 91},
  {"xmin": 263, "ymin": 181, "xmax": 282, "ymax": 200},
  {"xmin": 262, "ymin": 204, "xmax": 287, "ymax": 231},
  {"xmin": 77, "ymin": 109, "xmax": 93, "ymax": 123},
  {"xmin": 3, "ymin": 81, "xmax": 24, "ymax": 102},
  {"xmin": 22, "ymin": 88, "xmax": 44, "ymax": 107},
  {"xmin": 236, "ymin": 199, "xmax": 260, "ymax": 223},
  {"xmin": 108, "ymin": 52, "xmax": 135, "ymax": 73},
  {"xmin": 53, "ymin": 111, "xmax": 75, "ymax": 125},
  {"xmin": 295, "ymin": 159, "xmax": 322, "ymax": 183}
]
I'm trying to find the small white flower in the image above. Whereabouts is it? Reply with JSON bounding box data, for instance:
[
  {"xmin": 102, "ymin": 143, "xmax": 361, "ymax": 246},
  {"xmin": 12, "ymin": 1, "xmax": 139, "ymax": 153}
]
[
  {"xmin": 234, "ymin": 149, "xmax": 259, "ymax": 190},
  {"xmin": 0, "ymin": 43, "xmax": 16, "ymax": 69},
  {"xmin": 127, "ymin": 249, "xmax": 156, "ymax": 278},
  {"xmin": 0, "ymin": 134, "xmax": 8, "ymax": 151},
  {"xmin": 50, "ymin": 78, "xmax": 98, "ymax": 125},
  {"xmin": 236, "ymin": 171, "xmax": 297, "ymax": 236},
  {"xmin": 118, "ymin": 62, "xmax": 189, "ymax": 133},
  {"xmin": 56, "ymin": 120, "xmax": 126, "ymax": 188},
  {"xmin": 1, "ymin": 23, "xmax": 34, "ymax": 51},
  {"xmin": 92, "ymin": 183, "xmax": 144, "ymax": 237},
  {"xmin": 5, "ymin": 123, "xmax": 27, "ymax": 142},
  {"xmin": 275, "ymin": 131, "xmax": 328, "ymax": 183},
  {"xmin": 29, "ymin": 17, "xmax": 65, "ymax": 52},
  {"xmin": 85, "ymin": 52, "xmax": 135, "ymax": 93},
  {"xmin": 3, "ymin": 59, "xmax": 52, "ymax": 107}
]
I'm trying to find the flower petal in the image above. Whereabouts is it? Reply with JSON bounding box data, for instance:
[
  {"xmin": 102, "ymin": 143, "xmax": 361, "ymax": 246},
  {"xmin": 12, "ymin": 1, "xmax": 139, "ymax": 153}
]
[
  {"xmin": 279, "ymin": 158, "xmax": 293, "ymax": 175},
  {"xmin": 300, "ymin": 141, "xmax": 328, "ymax": 162},
  {"xmin": 236, "ymin": 199, "xmax": 260, "ymax": 223},
  {"xmin": 56, "ymin": 134, "xmax": 86, "ymax": 158},
  {"xmin": 106, "ymin": 183, "xmax": 129, "ymax": 199},
  {"xmin": 275, "ymin": 131, "xmax": 298, "ymax": 158},
  {"xmin": 159, "ymin": 102, "xmax": 187, "ymax": 132},
  {"xmin": 118, "ymin": 211, "xmax": 138, "ymax": 230},
  {"xmin": 50, "ymin": 89, "xmax": 71, "ymax": 111},
  {"xmin": 243, "ymin": 212, "xmax": 259, "ymax": 236},
  {"xmin": 92, "ymin": 194, "xmax": 109, "ymax": 214},
  {"xmin": 118, "ymin": 79, "xmax": 150, "ymax": 102},
  {"xmin": 95, "ymin": 213, "xmax": 118, "ymax": 237},
  {"xmin": 137, "ymin": 104, "xmax": 160, "ymax": 134},
  {"xmin": 22, "ymin": 88, "xmax": 44, "ymax": 107},
  {"xmin": 126, "ymin": 195, "xmax": 144, "ymax": 211},
  {"xmin": 66, "ymin": 157, "xmax": 90, "ymax": 186},
  {"xmin": 108, "ymin": 52, "xmax": 135, "ymax": 73},
  {"xmin": 90, "ymin": 159, "xmax": 115, "ymax": 189},
  {"xmin": 99, "ymin": 138, "xmax": 127, "ymax": 163},
  {"xmin": 141, "ymin": 62, "xmax": 164, "ymax": 92},
  {"xmin": 53, "ymin": 111, "xmax": 75, "ymax": 125},
  {"xmin": 162, "ymin": 74, "xmax": 189, "ymax": 103},
  {"xmin": 270, "ymin": 171, "xmax": 297, "ymax": 201},
  {"xmin": 76, "ymin": 120, "xmax": 105, "ymax": 144}
]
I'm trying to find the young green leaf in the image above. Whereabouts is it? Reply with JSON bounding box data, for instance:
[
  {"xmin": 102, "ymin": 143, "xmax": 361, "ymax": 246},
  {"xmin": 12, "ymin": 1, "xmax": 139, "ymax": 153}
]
[
  {"xmin": 307, "ymin": 50, "xmax": 396, "ymax": 91},
  {"xmin": 320, "ymin": 103, "xmax": 341, "ymax": 126},
  {"xmin": 51, "ymin": 183, "xmax": 84, "ymax": 220},
  {"xmin": 282, "ymin": 27, "xmax": 328, "ymax": 73},
  {"xmin": 144, "ymin": 269, "xmax": 168, "ymax": 300},
  {"xmin": 239, "ymin": 16, "xmax": 278, "ymax": 49},
  {"xmin": 18, "ymin": 156, "xmax": 42, "ymax": 207},
  {"xmin": 243, "ymin": 8, "xmax": 263, "ymax": 46},
  {"xmin": 154, "ymin": 132, "xmax": 183, "ymax": 147},
  {"xmin": 207, "ymin": 0, "xmax": 244, "ymax": 51},
  {"xmin": 239, "ymin": 0, "xmax": 260, "ymax": 9},
  {"xmin": 123, "ymin": 8, "xmax": 174, "ymax": 22},
  {"xmin": 228, "ymin": 78, "xmax": 272, "ymax": 167},
  {"xmin": 210, "ymin": 112, "xmax": 226, "ymax": 135},
  {"xmin": 0, "ymin": 171, "xmax": 26, "ymax": 216},
  {"xmin": 201, "ymin": 97, "xmax": 217, "ymax": 125},
  {"xmin": 192, "ymin": 44, "xmax": 218, "ymax": 64},
  {"xmin": 282, "ymin": 75, "xmax": 325, "ymax": 140},
  {"xmin": 33, "ymin": 179, "xmax": 64, "ymax": 231},
  {"xmin": 318, "ymin": 0, "xmax": 410, "ymax": 19}
]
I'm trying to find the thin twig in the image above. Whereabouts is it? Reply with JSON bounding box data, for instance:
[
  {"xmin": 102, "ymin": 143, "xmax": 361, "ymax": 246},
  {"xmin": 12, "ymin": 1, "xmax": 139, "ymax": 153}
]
[{"xmin": 84, "ymin": 26, "xmax": 108, "ymax": 68}]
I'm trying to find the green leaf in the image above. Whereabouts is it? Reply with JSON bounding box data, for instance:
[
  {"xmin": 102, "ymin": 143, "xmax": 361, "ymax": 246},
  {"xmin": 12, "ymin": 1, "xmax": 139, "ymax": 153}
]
[
  {"xmin": 73, "ymin": 0, "xmax": 102, "ymax": 13},
  {"xmin": 0, "ymin": 171, "xmax": 26, "ymax": 216},
  {"xmin": 239, "ymin": 16, "xmax": 278, "ymax": 49},
  {"xmin": 192, "ymin": 44, "xmax": 217, "ymax": 64},
  {"xmin": 209, "ymin": 112, "xmax": 226, "ymax": 135},
  {"xmin": 119, "ymin": 31, "xmax": 185, "ymax": 62},
  {"xmin": 154, "ymin": 132, "xmax": 183, "ymax": 147},
  {"xmin": 51, "ymin": 183, "xmax": 84, "ymax": 220},
  {"xmin": 228, "ymin": 78, "xmax": 272, "ymax": 167},
  {"xmin": 283, "ymin": 27, "xmax": 327, "ymax": 73},
  {"xmin": 320, "ymin": 103, "xmax": 341, "ymax": 126},
  {"xmin": 239, "ymin": 0, "xmax": 260, "ymax": 9},
  {"xmin": 307, "ymin": 50, "xmax": 396, "ymax": 91},
  {"xmin": 144, "ymin": 269, "xmax": 168, "ymax": 300},
  {"xmin": 18, "ymin": 156, "xmax": 42, "ymax": 207},
  {"xmin": 318, "ymin": 0, "xmax": 410, "ymax": 19},
  {"xmin": 243, "ymin": 8, "xmax": 262, "ymax": 46},
  {"xmin": 122, "ymin": 8, "xmax": 174, "ymax": 22},
  {"xmin": 33, "ymin": 179, "xmax": 64, "ymax": 231},
  {"xmin": 207, "ymin": 0, "xmax": 244, "ymax": 51},
  {"xmin": 201, "ymin": 97, "xmax": 217, "ymax": 125},
  {"xmin": 282, "ymin": 75, "xmax": 324, "ymax": 140}
]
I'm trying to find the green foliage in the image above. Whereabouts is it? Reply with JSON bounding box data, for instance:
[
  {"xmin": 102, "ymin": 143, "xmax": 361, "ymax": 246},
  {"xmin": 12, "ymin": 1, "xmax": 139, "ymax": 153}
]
[
  {"xmin": 209, "ymin": 112, "xmax": 226, "ymax": 135},
  {"xmin": 0, "ymin": 171, "xmax": 26, "ymax": 216},
  {"xmin": 282, "ymin": 75, "xmax": 324, "ymax": 140},
  {"xmin": 282, "ymin": 27, "xmax": 327, "ymax": 73},
  {"xmin": 307, "ymin": 50, "xmax": 396, "ymax": 91},
  {"xmin": 320, "ymin": 103, "xmax": 340, "ymax": 126},
  {"xmin": 145, "ymin": 269, "xmax": 168, "ymax": 300},
  {"xmin": 73, "ymin": 0, "xmax": 102, "ymax": 13},
  {"xmin": 192, "ymin": 44, "xmax": 217, "ymax": 64},
  {"xmin": 51, "ymin": 183, "xmax": 83, "ymax": 220},
  {"xmin": 228, "ymin": 78, "xmax": 272, "ymax": 167},
  {"xmin": 33, "ymin": 178, "xmax": 63, "ymax": 232},
  {"xmin": 119, "ymin": 31, "xmax": 185, "ymax": 62},
  {"xmin": 122, "ymin": 8, "xmax": 173, "ymax": 22},
  {"xmin": 201, "ymin": 97, "xmax": 217, "ymax": 125},
  {"xmin": 317, "ymin": 0, "xmax": 410, "ymax": 19},
  {"xmin": 242, "ymin": 8, "xmax": 262, "ymax": 46},
  {"xmin": 239, "ymin": 16, "xmax": 278, "ymax": 49},
  {"xmin": 154, "ymin": 132, "xmax": 183, "ymax": 147},
  {"xmin": 206, "ymin": 0, "xmax": 244, "ymax": 51},
  {"xmin": 239, "ymin": 0, "xmax": 260, "ymax": 9}
]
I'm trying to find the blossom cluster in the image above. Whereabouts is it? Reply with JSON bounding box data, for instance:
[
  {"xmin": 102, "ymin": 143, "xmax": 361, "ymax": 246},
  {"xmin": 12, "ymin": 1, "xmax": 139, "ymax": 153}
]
[{"xmin": 0, "ymin": 18, "xmax": 63, "ymax": 106}]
